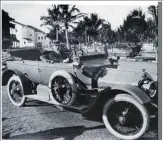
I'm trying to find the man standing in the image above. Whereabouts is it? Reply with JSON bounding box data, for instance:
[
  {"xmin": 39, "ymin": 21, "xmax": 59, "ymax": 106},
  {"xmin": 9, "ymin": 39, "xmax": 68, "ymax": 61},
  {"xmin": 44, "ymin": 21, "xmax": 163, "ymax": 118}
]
[{"xmin": 40, "ymin": 41, "xmax": 69, "ymax": 63}]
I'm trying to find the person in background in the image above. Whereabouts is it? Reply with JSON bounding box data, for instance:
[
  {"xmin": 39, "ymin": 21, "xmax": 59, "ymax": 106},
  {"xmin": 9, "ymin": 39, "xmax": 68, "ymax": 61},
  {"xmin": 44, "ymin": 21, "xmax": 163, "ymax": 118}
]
[{"xmin": 40, "ymin": 40, "xmax": 69, "ymax": 63}]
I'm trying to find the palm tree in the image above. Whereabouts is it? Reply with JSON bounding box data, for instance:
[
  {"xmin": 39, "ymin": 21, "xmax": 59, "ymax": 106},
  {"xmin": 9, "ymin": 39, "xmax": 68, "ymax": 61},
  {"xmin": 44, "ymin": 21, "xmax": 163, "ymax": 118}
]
[
  {"xmin": 148, "ymin": 5, "xmax": 158, "ymax": 26},
  {"xmin": 87, "ymin": 14, "xmax": 104, "ymax": 51},
  {"xmin": 80, "ymin": 16, "xmax": 91, "ymax": 44},
  {"xmin": 73, "ymin": 17, "xmax": 90, "ymax": 45},
  {"xmin": 40, "ymin": 5, "xmax": 61, "ymax": 41},
  {"xmin": 41, "ymin": 5, "xmax": 84, "ymax": 49},
  {"xmin": 98, "ymin": 22, "xmax": 113, "ymax": 55},
  {"xmin": 58, "ymin": 5, "xmax": 85, "ymax": 49},
  {"xmin": 120, "ymin": 9, "xmax": 146, "ymax": 44},
  {"xmin": 76, "ymin": 14, "xmax": 104, "ymax": 51},
  {"xmin": 148, "ymin": 5, "xmax": 158, "ymax": 61},
  {"xmin": 147, "ymin": 5, "xmax": 158, "ymax": 42},
  {"xmin": 73, "ymin": 21, "xmax": 85, "ymax": 45}
]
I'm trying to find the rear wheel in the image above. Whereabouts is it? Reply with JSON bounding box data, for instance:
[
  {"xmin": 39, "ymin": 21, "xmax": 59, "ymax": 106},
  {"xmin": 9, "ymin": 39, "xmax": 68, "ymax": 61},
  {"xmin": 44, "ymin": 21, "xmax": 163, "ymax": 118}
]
[
  {"xmin": 102, "ymin": 94, "xmax": 149, "ymax": 140},
  {"xmin": 7, "ymin": 75, "xmax": 26, "ymax": 107}
]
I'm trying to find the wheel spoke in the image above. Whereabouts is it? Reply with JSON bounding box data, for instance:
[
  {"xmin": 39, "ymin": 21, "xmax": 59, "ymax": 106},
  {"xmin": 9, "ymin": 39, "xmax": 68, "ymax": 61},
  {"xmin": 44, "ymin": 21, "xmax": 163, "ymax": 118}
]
[
  {"xmin": 106, "ymin": 101, "xmax": 144, "ymax": 136},
  {"xmin": 51, "ymin": 76, "xmax": 72, "ymax": 105},
  {"xmin": 9, "ymin": 80, "xmax": 23, "ymax": 104}
]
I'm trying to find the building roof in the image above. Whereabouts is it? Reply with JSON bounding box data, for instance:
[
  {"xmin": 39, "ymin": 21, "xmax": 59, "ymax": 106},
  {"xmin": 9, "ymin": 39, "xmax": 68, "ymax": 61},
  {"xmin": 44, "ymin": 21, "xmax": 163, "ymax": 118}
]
[
  {"xmin": 12, "ymin": 20, "xmax": 26, "ymax": 26},
  {"xmin": 27, "ymin": 25, "xmax": 45, "ymax": 33},
  {"xmin": 11, "ymin": 20, "xmax": 45, "ymax": 34}
]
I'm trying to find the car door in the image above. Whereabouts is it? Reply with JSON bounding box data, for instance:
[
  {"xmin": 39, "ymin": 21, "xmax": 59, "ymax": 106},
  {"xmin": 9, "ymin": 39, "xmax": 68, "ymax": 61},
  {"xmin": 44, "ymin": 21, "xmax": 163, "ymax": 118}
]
[
  {"xmin": 23, "ymin": 60, "xmax": 42, "ymax": 84},
  {"xmin": 38, "ymin": 61, "xmax": 57, "ymax": 85}
]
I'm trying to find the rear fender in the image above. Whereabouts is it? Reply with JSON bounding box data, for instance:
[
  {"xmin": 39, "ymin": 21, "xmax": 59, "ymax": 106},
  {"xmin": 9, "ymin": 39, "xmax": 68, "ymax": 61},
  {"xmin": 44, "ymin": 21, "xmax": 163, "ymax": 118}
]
[
  {"xmin": 2, "ymin": 68, "xmax": 33, "ymax": 94},
  {"xmin": 83, "ymin": 85, "xmax": 151, "ymax": 118}
]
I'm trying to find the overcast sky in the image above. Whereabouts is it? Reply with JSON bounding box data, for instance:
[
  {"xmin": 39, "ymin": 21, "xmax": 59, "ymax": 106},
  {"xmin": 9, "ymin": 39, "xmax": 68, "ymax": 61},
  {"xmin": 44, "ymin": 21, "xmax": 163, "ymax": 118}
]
[{"xmin": 2, "ymin": 1, "xmax": 157, "ymax": 33}]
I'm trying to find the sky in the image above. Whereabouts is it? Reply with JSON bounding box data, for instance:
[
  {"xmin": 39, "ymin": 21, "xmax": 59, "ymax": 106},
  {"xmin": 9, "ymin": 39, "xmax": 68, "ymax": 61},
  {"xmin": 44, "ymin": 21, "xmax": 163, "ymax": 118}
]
[{"xmin": 2, "ymin": 1, "xmax": 157, "ymax": 33}]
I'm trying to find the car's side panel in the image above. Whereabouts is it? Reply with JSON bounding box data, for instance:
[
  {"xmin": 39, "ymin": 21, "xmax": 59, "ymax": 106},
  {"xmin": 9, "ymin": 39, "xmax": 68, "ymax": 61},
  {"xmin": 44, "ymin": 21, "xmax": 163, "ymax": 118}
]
[
  {"xmin": 55, "ymin": 63, "xmax": 74, "ymax": 73},
  {"xmin": 23, "ymin": 60, "xmax": 42, "ymax": 84},
  {"xmin": 7, "ymin": 60, "xmax": 42, "ymax": 84},
  {"xmin": 7, "ymin": 61, "xmax": 25, "ymax": 73},
  {"xmin": 38, "ymin": 62, "xmax": 57, "ymax": 85}
]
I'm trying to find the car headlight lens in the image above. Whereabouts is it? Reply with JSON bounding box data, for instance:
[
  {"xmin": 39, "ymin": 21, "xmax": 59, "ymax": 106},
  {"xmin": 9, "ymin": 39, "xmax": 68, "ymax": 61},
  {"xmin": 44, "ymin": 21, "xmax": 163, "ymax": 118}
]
[
  {"xmin": 141, "ymin": 80, "xmax": 157, "ymax": 98},
  {"xmin": 148, "ymin": 81, "xmax": 157, "ymax": 98}
]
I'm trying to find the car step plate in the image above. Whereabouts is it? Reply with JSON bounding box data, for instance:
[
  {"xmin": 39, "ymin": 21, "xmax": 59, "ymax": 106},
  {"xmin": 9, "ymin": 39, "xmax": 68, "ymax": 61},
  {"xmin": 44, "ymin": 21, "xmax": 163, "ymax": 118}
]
[
  {"xmin": 25, "ymin": 95, "xmax": 63, "ymax": 111},
  {"xmin": 62, "ymin": 105, "xmax": 89, "ymax": 114}
]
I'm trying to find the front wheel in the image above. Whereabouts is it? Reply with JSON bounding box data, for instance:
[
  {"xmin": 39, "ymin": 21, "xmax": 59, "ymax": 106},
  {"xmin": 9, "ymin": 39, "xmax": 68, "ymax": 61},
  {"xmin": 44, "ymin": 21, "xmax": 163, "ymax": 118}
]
[
  {"xmin": 51, "ymin": 75, "xmax": 76, "ymax": 105},
  {"xmin": 102, "ymin": 94, "xmax": 149, "ymax": 140},
  {"xmin": 7, "ymin": 75, "xmax": 26, "ymax": 107}
]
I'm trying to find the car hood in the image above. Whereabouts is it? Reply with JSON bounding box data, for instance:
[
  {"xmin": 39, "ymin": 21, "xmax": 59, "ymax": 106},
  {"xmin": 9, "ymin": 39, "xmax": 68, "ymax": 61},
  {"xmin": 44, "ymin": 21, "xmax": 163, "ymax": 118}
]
[{"xmin": 98, "ymin": 68, "xmax": 152, "ymax": 88}]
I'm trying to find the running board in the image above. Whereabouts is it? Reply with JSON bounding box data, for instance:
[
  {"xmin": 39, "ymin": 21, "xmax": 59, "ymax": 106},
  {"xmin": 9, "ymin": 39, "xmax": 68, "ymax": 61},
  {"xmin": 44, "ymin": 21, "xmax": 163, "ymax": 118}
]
[
  {"xmin": 25, "ymin": 95, "xmax": 63, "ymax": 111},
  {"xmin": 25, "ymin": 95, "xmax": 89, "ymax": 113},
  {"xmin": 62, "ymin": 105, "xmax": 89, "ymax": 114}
]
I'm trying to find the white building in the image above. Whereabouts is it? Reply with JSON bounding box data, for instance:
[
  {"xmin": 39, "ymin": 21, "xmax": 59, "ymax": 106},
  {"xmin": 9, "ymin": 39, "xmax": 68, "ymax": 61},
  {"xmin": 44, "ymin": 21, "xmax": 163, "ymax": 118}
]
[
  {"xmin": 36, "ymin": 32, "xmax": 51, "ymax": 48},
  {"xmin": 142, "ymin": 43, "xmax": 155, "ymax": 52},
  {"xmin": 10, "ymin": 21, "xmax": 51, "ymax": 48}
]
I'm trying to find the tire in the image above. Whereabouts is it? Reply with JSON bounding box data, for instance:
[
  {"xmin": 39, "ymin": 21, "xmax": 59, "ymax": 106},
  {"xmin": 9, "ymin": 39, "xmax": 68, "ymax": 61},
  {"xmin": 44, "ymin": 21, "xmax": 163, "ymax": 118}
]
[
  {"xmin": 51, "ymin": 75, "xmax": 76, "ymax": 106},
  {"xmin": 102, "ymin": 94, "xmax": 149, "ymax": 140},
  {"xmin": 7, "ymin": 75, "xmax": 26, "ymax": 107}
]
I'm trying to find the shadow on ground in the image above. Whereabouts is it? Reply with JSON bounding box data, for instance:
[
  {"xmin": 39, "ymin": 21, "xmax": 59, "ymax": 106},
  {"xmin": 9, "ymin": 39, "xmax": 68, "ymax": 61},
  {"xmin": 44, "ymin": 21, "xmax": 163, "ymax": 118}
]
[
  {"xmin": 3, "ymin": 125, "xmax": 105, "ymax": 140},
  {"xmin": 24, "ymin": 100, "xmax": 53, "ymax": 107}
]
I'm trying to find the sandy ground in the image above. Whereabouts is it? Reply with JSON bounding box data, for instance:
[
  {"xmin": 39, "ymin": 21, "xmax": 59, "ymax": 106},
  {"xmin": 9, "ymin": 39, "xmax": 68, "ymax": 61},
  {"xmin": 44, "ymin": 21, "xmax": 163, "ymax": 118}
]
[{"xmin": 2, "ymin": 60, "xmax": 158, "ymax": 140}]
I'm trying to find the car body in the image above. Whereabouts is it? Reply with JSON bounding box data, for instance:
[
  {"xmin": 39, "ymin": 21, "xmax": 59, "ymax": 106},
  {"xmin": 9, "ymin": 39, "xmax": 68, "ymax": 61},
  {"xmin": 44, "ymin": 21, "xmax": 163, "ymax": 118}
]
[{"xmin": 2, "ymin": 48, "xmax": 158, "ymax": 140}]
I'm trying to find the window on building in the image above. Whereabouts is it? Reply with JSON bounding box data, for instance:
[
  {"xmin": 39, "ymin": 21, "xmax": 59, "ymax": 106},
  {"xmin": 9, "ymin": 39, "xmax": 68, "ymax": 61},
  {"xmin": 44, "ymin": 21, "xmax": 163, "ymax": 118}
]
[
  {"xmin": 15, "ymin": 29, "xmax": 17, "ymax": 32},
  {"xmin": 44, "ymin": 36, "xmax": 46, "ymax": 39},
  {"xmin": 24, "ymin": 41, "xmax": 26, "ymax": 44},
  {"xmin": 38, "ymin": 37, "xmax": 40, "ymax": 40},
  {"xmin": 41, "ymin": 37, "xmax": 43, "ymax": 40},
  {"xmin": 30, "ymin": 34, "xmax": 32, "ymax": 36}
]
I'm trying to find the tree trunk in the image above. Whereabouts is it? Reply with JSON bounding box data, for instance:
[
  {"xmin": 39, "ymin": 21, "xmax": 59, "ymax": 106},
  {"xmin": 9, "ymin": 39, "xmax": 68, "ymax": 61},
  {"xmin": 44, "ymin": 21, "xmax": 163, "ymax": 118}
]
[
  {"xmin": 88, "ymin": 36, "xmax": 89, "ymax": 44},
  {"xmin": 104, "ymin": 43, "xmax": 108, "ymax": 57},
  {"xmin": 85, "ymin": 30, "xmax": 87, "ymax": 45},
  {"xmin": 79, "ymin": 42, "xmax": 81, "ymax": 50},
  {"xmin": 111, "ymin": 44, "xmax": 113, "ymax": 53},
  {"xmin": 56, "ymin": 29, "xmax": 58, "ymax": 41},
  {"xmin": 93, "ymin": 39, "xmax": 96, "ymax": 52},
  {"xmin": 65, "ymin": 28, "xmax": 70, "ymax": 50}
]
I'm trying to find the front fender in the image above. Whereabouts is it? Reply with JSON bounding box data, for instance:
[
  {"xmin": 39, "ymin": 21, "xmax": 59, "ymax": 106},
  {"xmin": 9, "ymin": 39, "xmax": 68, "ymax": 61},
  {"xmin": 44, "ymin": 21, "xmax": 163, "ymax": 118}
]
[
  {"xmin": 83, "ymin": 85, "xmax": 151, "ymax": 118},
  {"xmin": 2, "ymin": 68, "xmax": 33, "ymax": 94},
  {"xmin": 111, "ymin": 85, "xmax": 151, "ymax": 104}
]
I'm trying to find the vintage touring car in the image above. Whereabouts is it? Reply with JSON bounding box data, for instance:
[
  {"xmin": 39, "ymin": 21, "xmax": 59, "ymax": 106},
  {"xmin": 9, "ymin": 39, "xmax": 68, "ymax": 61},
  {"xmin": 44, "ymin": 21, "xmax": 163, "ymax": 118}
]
[{"xmin": 2, "ymin": 48, "xmax": 158, "ymax": 140}]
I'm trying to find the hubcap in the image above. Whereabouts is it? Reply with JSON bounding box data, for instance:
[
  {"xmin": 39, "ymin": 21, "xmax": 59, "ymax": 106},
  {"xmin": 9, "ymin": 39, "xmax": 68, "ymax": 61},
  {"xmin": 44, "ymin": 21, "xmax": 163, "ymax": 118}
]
[
  {"xmin": 9, "ymin": 80, "xmax": 23, "ymax": 103},
  {"xmin": 51, "ymin": 76, "xmax": 72, "ymax": 105},
  {"xmin": 119, "ymin": 116, "xmax": 126, "ymax": 125}
]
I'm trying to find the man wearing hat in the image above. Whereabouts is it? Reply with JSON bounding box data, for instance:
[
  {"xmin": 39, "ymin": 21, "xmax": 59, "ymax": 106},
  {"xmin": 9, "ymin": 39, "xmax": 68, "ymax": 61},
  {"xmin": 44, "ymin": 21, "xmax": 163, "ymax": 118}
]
[{"xmin": 40, "ymin": 40, "xmax": 69, "ymax": 63}]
